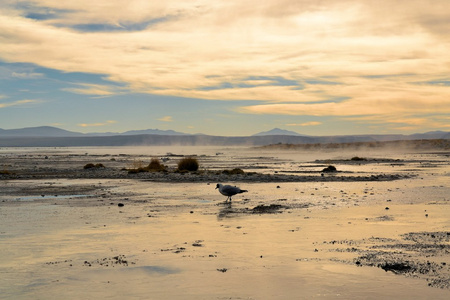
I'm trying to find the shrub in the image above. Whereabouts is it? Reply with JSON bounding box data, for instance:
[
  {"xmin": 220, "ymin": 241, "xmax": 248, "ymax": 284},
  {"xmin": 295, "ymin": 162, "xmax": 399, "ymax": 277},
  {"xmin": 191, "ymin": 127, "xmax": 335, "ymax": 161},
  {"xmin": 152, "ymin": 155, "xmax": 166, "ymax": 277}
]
[
  {"xmin": 130, "ymin": 160, "xmax": 145, "ymax": 170},
  {"xmin": 128, "ymin": 167, "xmax": 147, "ymax": 174},
  {"xmin": 351, "ymin": 156, "xmax": 366, "ymax": 161},
  {"xmin": 147, "ymin": 158, "xmax": 165, "ymax": 172},
  {"xmin": 222, "ymin": 168, "xmax": 245, "ymax": 175},
  {"xmin": 127, "ymin": 168, "xmax": 139, "ymax": 174},
  {"xmin": 84, "ymin": 163, "xmax": 105, "ymax": 169},
  {"xmin": 127, "ymin": 158, "xmax": 166, "ymax": 174},
  {"xmin": 177, "ymin": 157, "xmax": 199, "ymax": 172},
  {"xmin": 322, "ymin": 165, "xmax": 337, "ymax": 172}
]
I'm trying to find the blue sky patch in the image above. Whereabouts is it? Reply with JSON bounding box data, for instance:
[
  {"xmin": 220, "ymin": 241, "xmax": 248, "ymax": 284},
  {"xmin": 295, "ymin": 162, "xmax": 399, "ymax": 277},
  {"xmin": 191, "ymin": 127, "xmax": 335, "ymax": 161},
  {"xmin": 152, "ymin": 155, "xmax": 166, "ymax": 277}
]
[
  {"xmin": 17, "ymin": 2, "xmax": 73, "ymax": 21},
  {"xmin": 413, "ymin": 80, "xmax": 450, "ymax": 86},
  {"xmin": 305, "ymin": 79, "xmax": 342, "ymax": 85},
  {"xmin": 200, "ymin": 76, "xmax": 303, "ymax": 91},
  {"xmin": 67, "ymin": 17, "xmax": 171, "ymax": 32}
]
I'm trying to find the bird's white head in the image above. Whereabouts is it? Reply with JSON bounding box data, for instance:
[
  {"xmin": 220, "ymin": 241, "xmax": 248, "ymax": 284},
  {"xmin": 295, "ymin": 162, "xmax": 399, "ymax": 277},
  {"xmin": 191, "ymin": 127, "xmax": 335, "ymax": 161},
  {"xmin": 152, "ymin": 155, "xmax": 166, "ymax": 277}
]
[{"xmin": 215, "ymin": 183, "xmax": 222, "ymax": 189}]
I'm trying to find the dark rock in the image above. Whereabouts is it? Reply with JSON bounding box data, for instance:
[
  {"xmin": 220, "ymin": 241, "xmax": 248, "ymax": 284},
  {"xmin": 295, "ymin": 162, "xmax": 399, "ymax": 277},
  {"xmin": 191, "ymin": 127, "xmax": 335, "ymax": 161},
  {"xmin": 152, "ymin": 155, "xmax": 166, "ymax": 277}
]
[{"xmin": 379, "ymin": 262, "xmax": 412, "ymax": 273}]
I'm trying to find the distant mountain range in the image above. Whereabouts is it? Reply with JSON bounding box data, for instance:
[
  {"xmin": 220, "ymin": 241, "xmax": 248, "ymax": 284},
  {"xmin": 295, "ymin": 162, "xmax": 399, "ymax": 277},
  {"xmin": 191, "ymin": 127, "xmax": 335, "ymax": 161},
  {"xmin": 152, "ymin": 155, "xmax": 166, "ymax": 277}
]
[
  {"xmin": 0, "ymin": 126, "xmax": 188, "ymax": 137},
  {"xmin": 0, "ymin": 126, "xmax": 448, "ymax": 147}
]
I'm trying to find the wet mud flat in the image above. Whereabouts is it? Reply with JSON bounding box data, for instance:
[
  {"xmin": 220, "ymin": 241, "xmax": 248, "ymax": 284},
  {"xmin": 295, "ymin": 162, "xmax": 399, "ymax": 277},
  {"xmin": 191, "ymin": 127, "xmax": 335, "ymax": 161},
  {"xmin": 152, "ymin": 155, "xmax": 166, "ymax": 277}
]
[
  {"xmin": 0, "ymin": 146, "xmax": 426, "ymax": 182},
  {"xmin": 0, "ymin": 146, "xmax": 449, "ymax": 299}
]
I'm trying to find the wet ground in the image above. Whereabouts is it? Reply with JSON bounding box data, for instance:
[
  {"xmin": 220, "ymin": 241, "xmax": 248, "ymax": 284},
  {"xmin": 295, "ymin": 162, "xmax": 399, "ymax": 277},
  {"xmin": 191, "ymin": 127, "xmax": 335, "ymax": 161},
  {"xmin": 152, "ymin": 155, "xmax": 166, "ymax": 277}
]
[{"xmin": 0, "ymin": 146, "xmax": 449, "ymax": 299}]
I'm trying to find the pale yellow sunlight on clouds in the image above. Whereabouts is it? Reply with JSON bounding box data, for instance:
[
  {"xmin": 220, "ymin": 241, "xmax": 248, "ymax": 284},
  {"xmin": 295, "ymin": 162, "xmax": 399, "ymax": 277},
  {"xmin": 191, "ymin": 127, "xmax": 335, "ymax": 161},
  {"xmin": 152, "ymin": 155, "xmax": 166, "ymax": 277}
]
[
  {"xmin": 62, "ymin": 83, "xmax": 121, "ymax": 96},
  {"xmin": 286, "ymin": 122, "xmax": 322, "ymax": 127},
  {"xmin": 0, "ymin": 99, "xmax": 40, "ymax": 108},
  {"xmin": 157, "ymin": 116, "xmax": 173, "ymax": 122},
  {"xmin": 1, "ymin": 0, "xmax": 449, "ymax": 134}
]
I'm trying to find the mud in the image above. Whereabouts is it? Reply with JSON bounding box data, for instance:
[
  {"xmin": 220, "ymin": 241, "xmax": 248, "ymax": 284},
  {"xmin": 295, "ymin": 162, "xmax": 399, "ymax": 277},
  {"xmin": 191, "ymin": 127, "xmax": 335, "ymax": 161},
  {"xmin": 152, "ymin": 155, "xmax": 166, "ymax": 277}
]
[{"xmin": 0, "ymin": 146, "xmax": 449, "ymax": 299}]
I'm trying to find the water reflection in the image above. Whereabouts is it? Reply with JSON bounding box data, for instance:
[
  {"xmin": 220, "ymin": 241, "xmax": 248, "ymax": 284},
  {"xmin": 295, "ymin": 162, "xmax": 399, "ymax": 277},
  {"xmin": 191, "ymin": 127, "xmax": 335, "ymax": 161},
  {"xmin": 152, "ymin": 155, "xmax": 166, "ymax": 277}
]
[
  {"xmin": 217, "ymin": 202, "xmax": 233, "ymax": 220},
  {"xmin": 134, "ymin": 265, "xmax": 180, "ymax": 275},
  {"xmin": 216, "ymin": 201, "xmax": 252, "ymax": 220}
]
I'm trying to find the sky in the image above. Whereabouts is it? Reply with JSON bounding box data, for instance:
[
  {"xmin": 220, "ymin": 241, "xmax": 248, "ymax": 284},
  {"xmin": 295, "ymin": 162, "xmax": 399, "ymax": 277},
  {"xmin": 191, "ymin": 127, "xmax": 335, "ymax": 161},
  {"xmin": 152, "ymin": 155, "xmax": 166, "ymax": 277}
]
[{"xmin": 1, "ymin": 0, "xmax": 450, "ymax": 136}]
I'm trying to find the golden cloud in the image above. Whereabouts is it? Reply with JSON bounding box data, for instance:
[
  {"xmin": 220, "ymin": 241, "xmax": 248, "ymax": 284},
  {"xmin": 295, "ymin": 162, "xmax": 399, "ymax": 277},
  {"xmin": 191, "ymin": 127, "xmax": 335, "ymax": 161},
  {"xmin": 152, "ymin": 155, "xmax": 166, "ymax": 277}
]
[
  {"xmin": 0, "ymin": 99, "xmax": 40, "ymax": 108},
  {"xmin": 62, "ymin": 83, "xmax": 120, "ymax": 96},
  {"xmin": 157, "ymin": 116, "xmax": 173, "ymax": 122},
  {"xmin": 286, "ymin": 122, "xmax": 322, "ymax": 127},
  {"xmin": 0, "ymin": 0, "xmax": 449, "ymax": 123}
]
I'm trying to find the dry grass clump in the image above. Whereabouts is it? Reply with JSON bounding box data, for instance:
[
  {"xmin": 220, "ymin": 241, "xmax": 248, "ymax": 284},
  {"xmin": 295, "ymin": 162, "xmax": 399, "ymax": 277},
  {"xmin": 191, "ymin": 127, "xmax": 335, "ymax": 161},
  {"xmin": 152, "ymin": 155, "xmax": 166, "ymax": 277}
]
[
  {"xmin": 177, "ymin": 157, "xmax": 199, "ymax": 172},
  {"xmin": 322, "ymin": 165, "xmax": 337, "ymax": 172},
  {"xmin": 351, "ymin": 156, "xmax": 366, "ymax": 161},
  {"xmin": 127, "ymin": 158, "xmax": 167, "ymax": 174},
  {"xmin": 147, "ymin": 158, "xmax": 166, "ymax": 171},
  {"xmin": 127, "ymin": 168, "xmax": 146, "ymax": 174},
  {"xmin": 222, "ymin": 168, "xmax": 245, "ymax": 175},
  {"xmin": 83, "ymin": 163, "xmax": 105, "ymax": 169}
]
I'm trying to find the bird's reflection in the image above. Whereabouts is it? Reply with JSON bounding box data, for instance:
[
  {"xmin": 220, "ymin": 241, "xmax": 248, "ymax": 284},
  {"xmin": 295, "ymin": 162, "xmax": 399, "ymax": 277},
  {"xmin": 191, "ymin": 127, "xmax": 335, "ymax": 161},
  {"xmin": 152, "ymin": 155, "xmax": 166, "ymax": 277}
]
[{"xmin": 217, "ymin": 201, "xmax": 234, "ymax": 220}]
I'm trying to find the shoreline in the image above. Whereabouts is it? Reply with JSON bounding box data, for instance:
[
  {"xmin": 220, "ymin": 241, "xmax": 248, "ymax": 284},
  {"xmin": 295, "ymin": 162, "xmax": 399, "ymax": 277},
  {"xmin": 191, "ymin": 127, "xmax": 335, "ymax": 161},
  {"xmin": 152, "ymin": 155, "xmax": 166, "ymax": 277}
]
[{"xmin": 1, "ymin": 146, "xmax": 449, "ymax": 299}]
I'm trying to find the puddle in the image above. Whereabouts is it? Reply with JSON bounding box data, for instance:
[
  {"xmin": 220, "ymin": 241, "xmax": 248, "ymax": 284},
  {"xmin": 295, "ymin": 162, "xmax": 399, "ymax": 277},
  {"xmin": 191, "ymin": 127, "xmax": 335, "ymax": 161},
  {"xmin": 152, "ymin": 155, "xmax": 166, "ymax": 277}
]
[
  {"xmin": 13, "ymin": 194, "xmax": 90, "ymax": 201},
  {"xmin": 129, "ymin": 265, "xmax": 180, "ymax": 275}
]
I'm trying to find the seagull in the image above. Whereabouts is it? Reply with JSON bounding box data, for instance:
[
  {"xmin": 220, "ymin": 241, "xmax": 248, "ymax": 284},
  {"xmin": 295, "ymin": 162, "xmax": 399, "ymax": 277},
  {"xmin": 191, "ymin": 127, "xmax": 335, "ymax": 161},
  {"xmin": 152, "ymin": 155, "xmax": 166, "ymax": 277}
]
[{"xmin": 215, "ymin": 183, "xmax": 248, "ymax": 202}]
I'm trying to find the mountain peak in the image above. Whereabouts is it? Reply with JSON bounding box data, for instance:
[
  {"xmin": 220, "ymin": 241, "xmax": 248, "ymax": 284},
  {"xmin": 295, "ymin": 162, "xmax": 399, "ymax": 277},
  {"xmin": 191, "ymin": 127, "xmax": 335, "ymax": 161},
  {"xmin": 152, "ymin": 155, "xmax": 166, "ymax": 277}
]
[
  {"xmin": 252, "ymin": 128, "xmax": 305, "ymax": 136},
  {"xmin": 0, "ymin": 126, "xmax": 82, "ymax": 137}
]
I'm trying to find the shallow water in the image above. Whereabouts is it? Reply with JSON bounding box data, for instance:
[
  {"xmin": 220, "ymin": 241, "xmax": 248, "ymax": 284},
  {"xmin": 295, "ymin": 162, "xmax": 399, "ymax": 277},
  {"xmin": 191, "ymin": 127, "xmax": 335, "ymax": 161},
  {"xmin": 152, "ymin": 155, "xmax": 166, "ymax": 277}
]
[{"xmin": 0, "ymin": 146, "xmax": 449, "ymax": 299}]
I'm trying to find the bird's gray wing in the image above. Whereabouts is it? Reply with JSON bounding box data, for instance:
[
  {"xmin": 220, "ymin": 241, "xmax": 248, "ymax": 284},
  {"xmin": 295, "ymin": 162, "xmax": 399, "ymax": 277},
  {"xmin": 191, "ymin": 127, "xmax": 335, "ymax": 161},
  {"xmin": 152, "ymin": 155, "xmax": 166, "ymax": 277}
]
[{"xmin": 221, "ymin": 185, "xmax": 241, "ymax": 195}]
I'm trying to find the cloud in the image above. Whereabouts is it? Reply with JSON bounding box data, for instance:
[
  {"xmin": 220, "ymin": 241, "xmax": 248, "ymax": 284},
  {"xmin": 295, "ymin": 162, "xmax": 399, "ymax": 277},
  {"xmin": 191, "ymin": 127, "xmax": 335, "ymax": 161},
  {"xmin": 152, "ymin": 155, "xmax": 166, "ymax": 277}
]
[
  {"xmin": 286, "ymin": 122, "xmax": 322, "ymax": 127},
  {"xmin": 240, "ymin": 74, "xmax": 450, "ymax": 118},
  {"xmin": 1, "ymin": 0, "xmax": 450, "ymax": 128},
  {"xmin": 0, "ymin": 99, "xmax": 40, "ymax": 108},
  {"xmin": 240, "ymin": 96, "xmax": 450, "ymax": 117},
  {"xmin": 157, "ymin": 116, "xmax": 173, "ymax": 122},
  {"xmin": 346, "ymin": 114, "xmax": 450, "ymax": 131},
  {"xmin": 62, "ymin": 83, "xmax": 122, "ymax": 96},
  {"xmin": 78, "ymin": 120, "xmax": 117, "ymax": 127}
]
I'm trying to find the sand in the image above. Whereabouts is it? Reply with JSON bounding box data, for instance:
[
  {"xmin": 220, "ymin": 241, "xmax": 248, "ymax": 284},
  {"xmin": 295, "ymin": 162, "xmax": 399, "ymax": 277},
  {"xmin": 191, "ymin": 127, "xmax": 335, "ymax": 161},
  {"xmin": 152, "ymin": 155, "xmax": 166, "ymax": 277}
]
[{"xmin": 0, "ymin": 146, "xmax": 449, "ymax": 299}]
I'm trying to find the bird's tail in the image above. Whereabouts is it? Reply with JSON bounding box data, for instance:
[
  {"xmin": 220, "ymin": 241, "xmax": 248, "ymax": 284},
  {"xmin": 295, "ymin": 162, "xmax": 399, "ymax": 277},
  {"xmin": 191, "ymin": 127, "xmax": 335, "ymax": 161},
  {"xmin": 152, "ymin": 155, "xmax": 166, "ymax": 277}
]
[{"xmin": 239, "ymin": 190, "xmax": 248, "ymax": 193}]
